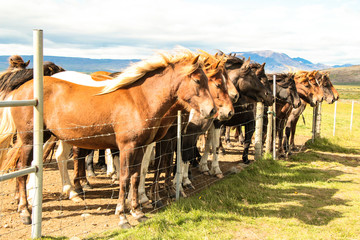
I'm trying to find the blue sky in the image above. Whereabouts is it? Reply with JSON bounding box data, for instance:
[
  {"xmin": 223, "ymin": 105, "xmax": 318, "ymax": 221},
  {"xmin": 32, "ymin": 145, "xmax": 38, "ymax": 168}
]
[{"xmin": 0, "ymin": 0, "xmax": 359, "ymax": 65}]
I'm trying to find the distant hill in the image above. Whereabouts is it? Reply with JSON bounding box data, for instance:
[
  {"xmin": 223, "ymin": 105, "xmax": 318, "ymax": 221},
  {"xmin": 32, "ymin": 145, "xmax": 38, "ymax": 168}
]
[
  {"xmin": 0, "ymin": 55, "xmax": 139, "ymax": 73},
  {"xmin": 1, "ymin": 52, "xmax": 358, "ymax": 83},
  {"xmin": 232, "ymin": 50, "xmax": 330, "ymax": 73},
  {"xmin": 322, "ymin": 65, "xmax": 360, "ymax": 83}
]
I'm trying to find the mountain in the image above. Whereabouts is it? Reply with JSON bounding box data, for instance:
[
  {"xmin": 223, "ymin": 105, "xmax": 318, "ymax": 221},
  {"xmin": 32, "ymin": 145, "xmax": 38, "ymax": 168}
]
[
  {"xmin": 0, "ymin": 51, "xmax": 356, "ymax": 78},
  {"xmin": 322, "ymin": 65, "xmax": 360, "ymax": 83},
  {"xmin": 232, "ymin": 50, "xmax": 331, "ymax": 73},
  {"xmin": 0, "ymin": 55, "xmax": 139, "ymax": 73}
]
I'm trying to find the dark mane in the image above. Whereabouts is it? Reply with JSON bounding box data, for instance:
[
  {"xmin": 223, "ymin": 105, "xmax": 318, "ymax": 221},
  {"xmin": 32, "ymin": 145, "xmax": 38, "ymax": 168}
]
[
  {"xmin": 0, "ymin": 62, "xmax": 65, "ymax": 97},
  {"xmin": 267, "ymin": 73, "xmax": 295, "ymax": 87}
]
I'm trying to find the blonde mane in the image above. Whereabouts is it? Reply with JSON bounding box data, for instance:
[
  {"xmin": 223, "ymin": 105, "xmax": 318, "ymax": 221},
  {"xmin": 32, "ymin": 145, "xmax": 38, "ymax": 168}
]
[
  {"xmin": 198, "ymin": 50, "xmax": 227, "ymax": 77},
  {"xmin": 100, "ymin": 48, "xmax": 202, "ymax": 94}
]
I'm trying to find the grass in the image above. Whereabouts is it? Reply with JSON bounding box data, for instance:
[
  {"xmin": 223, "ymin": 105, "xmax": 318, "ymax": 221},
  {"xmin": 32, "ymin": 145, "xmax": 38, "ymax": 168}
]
[
  {"xmin": 41, "ymin": 87, "xmax": 360, "ymax": 240},
  {"xmin": 333, "ymin": 84, "xmax": 360, "ymax": 100},
  {"xmin": 77, "ymin": 97, "xmax": 360, "ymax": 240}
]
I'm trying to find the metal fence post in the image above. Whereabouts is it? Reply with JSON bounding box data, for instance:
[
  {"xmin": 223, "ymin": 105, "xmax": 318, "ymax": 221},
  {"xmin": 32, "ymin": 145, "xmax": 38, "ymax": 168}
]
[
  {"xmin": 175, "ymin": 110, "xmax": 181, "ymax": 200},
  {"xmin": 265, "ymin": 106, "xmax": 273, "ymax": 153},
  {"xmin": 272, "ymin": 75, "xmax": 276, "ymax": 160},
  {"xmin": 31, "ymin": 29, "xmax": 44, "ymax": 239},
  {"xmin": 254, "ymin": 102, "xmax": 264, "ymax": 160}
]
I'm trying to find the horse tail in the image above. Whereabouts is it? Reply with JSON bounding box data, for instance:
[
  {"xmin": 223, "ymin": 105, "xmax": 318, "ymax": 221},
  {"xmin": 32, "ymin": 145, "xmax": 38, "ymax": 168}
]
[{"xmin": 0, "ymin": 101, "xmax": 18, "ymax": 172}]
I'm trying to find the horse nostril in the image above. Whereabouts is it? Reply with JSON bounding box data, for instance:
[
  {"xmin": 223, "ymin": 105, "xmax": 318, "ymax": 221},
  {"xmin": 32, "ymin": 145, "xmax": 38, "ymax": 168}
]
[{"xmin": 228, "ymin": 111, "xmax": 234, "ymax": 119}]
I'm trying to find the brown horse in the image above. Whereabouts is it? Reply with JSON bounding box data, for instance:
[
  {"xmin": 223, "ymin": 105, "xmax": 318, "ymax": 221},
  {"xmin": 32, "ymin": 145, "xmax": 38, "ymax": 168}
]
[
  {"xmin": 7, "ymin": 55, "xmax": 30, "ymax": 71},
  {"xmin": 285, "ymin": 71, "xmax": 338, "ymax": 151},
  {"xmin": 148, "ymin": 51, "xmax": 238, "ymax": 206},
  {"xmin": 0, "ymin": 49, "xmax": 216, "ymax": 227},
  {"xmin": 279, "ymin": 70, "xmax": 324, "ymax": 154}
]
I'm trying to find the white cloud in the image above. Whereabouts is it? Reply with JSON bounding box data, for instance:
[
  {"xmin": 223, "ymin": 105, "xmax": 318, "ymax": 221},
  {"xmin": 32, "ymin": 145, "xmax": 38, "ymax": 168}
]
[{"xmin": 0, "ymin": 0, "xmax": 360, "ymax": 65}]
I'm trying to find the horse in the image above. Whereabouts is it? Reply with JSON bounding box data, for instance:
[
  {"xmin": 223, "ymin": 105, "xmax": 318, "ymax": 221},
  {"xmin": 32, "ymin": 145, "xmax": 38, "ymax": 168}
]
[
  {"xmin": 147, "ymin": 51, "xmax": 238, "ymax": 206},
  {"xmin": 6, "ymin": 55, "xmax": 30, "ymax": 71},
  {"xmin": 200, "ymin": 54, "xmax": 273, "ymax": 169},
  {"xmin": 0, "ymin": 48, "xmax": 217, "ymax": 228},
  {"xmin": 285, "ymin": 71, "xmax": 338, "ymax": 151}
]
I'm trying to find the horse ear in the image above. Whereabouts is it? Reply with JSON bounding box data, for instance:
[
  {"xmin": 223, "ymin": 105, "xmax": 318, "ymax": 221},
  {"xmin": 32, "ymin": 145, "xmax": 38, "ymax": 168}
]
[
  {"xmin": 25, "ymin": 60, "xmax": 30, "ymax": 67},
  {"xmin": 214, "ymin": 52, "xmax": 218, "ymax": 58},
  {"xmin": 215, "ymin": 60, "xmax": 221, "ymax": 69},
  {"xmin": 192, "ymin": 55, "xmax": 200, "ymax": 65}
]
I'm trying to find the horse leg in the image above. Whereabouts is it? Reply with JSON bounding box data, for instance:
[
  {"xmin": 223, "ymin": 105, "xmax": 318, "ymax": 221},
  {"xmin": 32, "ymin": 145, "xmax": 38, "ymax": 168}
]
[
  {"xmin": 242, "ymin": 121, "xmax": 254, "ymax": 164},
  {"xmin": 224, "ymin": 126, "xmax": 233, "ymax": 148},
  {"xmin": 105, "ymin": 149, "xmax": 115, "ymax": 177},
  {"xmin": 72, "ymin": 147, "xmax": 91, "ymax": 193},
  {"xmin": 134, "ymin": 143, "xmax": 154, "ymax": 206},
  {"xmin": 85, "ymin": 150, "xmax": 96, "ymax": 177},
  {"xmin": 210, "ymin": 126, "xmax": 223, "ymax": 178},
  {"xmin": 55, "ymin": 141, "xmax": 82, "ymax": 202},
  {"xmin": 289, "ymin": 116, "xmax": 300, "ymax": 151},
  {"xmin": 97, "ymin": 149, "xmax": 107, "ymax": 172},
  {"xmin": 198, "ymin": 127, "xmax": 212, "ymax": 174},
  {"xmin": 17, "ymin": 144, "xmax": 33, "ymax": 225}
]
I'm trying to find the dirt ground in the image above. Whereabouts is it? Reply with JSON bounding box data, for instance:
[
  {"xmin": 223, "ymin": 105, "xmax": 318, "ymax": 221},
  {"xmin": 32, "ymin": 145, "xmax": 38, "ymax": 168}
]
[{"xmin": 0, "ymin": 135, "xmax": 309, "ymax": 239}]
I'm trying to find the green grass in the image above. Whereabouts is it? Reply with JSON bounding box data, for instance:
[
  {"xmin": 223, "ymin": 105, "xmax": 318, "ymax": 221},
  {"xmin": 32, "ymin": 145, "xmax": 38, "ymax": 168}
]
[
  {"xmin": 80, "ymin": 98, "xmax": 360, "ymax": 240},
  {"xmin": 45, "ymin": 91, "xmax": 360, "ymax": 240},
  {"xmin": 333, "ymin": 84, "xmax": 360, "ymax": 100}
]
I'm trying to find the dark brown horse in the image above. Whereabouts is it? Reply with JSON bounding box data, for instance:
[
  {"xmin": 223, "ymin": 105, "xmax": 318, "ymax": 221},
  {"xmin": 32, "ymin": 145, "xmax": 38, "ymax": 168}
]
[{"xmin": 0, "ymin": 49, "xmax": 216, "ymax": 227}]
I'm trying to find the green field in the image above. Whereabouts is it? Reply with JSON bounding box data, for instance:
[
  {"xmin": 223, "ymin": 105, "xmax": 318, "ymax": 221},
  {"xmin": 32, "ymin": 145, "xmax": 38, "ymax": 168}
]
[{"xmin": 43, "ymin": 89, "xmax": 360, "ymax": 240}]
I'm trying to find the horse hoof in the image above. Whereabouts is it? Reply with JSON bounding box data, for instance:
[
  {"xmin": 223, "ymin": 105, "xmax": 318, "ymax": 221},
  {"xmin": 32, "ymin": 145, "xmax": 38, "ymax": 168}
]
[
  {"xmin": 215, "ymin": 173, "xmax": 224, "ymax": 179},
  {"xmin": 202, "ymin": 171, "xmax": 210, "ymax": 176},
  {"xmin": 75, "ymin": 187, "xmax": 84, "ymax": 195},
  {"xmin": 226, "ymin": 142, "xmax": 234, "ymax": 148},
  {"xmin": 152, "ymin": 200, "xmax": 164, "ymax": 208},
  {"xmin": 82, "ymin": 183, "xmax": 92, "ymax": 189},
  {"xmin": 138, "ymin": 216, "xmax": 148, "ymax": 223},
  {"xmin": 21, "ymin": 216, "xmax": 32, "ymax": 225},
  {"xmin": 184, "ymin": 184, "xmax": 195, "ymax": 190},
  {"xmin": 87, "ymin": 171, "xmax": 96, "ymax": 177},
  {"xmin": 70, "ymin": 195, "xmax": 83, "ymax": 203},
  {"xmin": 119, "ymin": 222, "xmax": 132, "ymax": 229}
]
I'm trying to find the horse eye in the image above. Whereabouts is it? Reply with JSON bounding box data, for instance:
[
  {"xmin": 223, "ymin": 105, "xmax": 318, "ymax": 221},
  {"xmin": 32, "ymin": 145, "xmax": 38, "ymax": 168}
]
[
  {"xmin": 215, "ymin": 83, "xmax": 221, "ymax": 88},
  {"xmin": 193, "ymin": 78, "xmax": 201, "ymax": 84}
]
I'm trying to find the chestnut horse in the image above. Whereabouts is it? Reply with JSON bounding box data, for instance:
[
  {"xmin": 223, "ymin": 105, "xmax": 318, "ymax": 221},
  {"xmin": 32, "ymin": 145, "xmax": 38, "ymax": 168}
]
[
  {"xmin": 0, "ymin": 49, "xmax": 216, "ymax": 228},
  {"xmin": 274, "ymin": 71, "xmax": 323, "ymax": 155},
  {"xmin": 147, "ymin": 52, "xmax": 238, "ymax": 206},
  {"xmin": 285, "ymin": 71, "xmax": 338, "ymax": 151}
]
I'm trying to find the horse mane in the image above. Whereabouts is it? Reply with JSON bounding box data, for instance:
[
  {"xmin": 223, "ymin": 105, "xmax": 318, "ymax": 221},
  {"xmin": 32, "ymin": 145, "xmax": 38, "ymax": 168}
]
[
  {"xmin": 267, "ymin": 73, "xmax": 295, "ymax": 86},
  {"xmin": 198, "ymin": 50, "xmax": 227, "ymax": 77},
  {"xmin": 0, "ymin": 62, "xmax": 65, "ymax": 97},
  {"xmin": 100, "ymin": 48, "xmax": 202, "ymax": 94}
]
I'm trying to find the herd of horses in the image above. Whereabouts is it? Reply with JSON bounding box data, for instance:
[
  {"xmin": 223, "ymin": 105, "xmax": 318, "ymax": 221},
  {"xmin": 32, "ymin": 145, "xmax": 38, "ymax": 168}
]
[{"xmin": 0, "ymin": 50, "xmax": 339, "ymax": 229}]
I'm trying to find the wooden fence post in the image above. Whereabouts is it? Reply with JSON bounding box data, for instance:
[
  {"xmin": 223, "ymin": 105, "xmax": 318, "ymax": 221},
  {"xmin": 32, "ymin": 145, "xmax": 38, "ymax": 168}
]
[{"xmin": 254, "ymin": 102, "xmax": 264, "ymax": 160}]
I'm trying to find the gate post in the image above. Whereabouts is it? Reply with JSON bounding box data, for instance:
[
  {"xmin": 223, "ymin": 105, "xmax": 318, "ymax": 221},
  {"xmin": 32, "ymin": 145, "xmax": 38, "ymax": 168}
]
[
  {"xmin": 175, "ymin": 110, "xmax": 181, "ymax": 200},
  {"xmin": 31, "ymin": 29, "xmax": 44, "ymax": 239}
]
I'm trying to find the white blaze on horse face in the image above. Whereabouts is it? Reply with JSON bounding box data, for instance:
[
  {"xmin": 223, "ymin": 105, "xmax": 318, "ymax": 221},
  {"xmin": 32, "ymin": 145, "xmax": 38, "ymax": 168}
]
[
  {"xmin": 188, "ymin": 108, "xmax": 195, "ymax": 123},
  {"xmin": 51, "ymin": 71, "xmax": 113, "ymax": 87}
]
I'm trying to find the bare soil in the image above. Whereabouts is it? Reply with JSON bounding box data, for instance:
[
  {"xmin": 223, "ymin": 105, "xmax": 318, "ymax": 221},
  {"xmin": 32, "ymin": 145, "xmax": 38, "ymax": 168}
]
[{"xmin": 0, "ymin": 136, "xmax": 309, "ymax": 239}]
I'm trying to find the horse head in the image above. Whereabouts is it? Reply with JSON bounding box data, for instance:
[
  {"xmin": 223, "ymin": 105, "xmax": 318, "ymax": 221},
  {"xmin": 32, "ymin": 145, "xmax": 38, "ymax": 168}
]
[
  {"xmin": 199, "ymin": 51, "xmax": 236, "ymax": 121},
  {"xmin": 318, "ymin": 71, "xmax": 338, "ymax": 104},
  {"xmin": 271, "ymin": 73, "xmax": 301, "ymax": 108},
  {"xmin": 227, "ymin": 56, "xmax": 273, "ymax": 106},
  {"xmin": 8, "ymin": 55, "xmax": 30, "ymax": 71}
]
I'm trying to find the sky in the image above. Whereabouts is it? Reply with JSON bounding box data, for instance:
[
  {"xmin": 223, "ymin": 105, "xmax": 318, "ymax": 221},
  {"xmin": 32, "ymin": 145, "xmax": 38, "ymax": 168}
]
[{"xmin": 0, "ymin": 0, "xmax": 359, "ymax": 65}]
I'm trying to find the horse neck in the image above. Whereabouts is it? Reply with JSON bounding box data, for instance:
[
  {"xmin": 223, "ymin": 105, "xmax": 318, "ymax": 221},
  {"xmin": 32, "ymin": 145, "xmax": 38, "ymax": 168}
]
[{"xmin": 133, "ymin": 65, "xmax": 183, "ymax": 120}]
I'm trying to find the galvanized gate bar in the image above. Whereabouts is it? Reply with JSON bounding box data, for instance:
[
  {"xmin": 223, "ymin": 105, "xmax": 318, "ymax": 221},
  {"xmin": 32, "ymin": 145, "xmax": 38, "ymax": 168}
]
[
  {"xmin": 0, "ymin": 166, "xmax": 37, "ymax": 182},
  {"xmin": 0, "ymin": 100, "xmax": 37, "ymax": 108}
]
